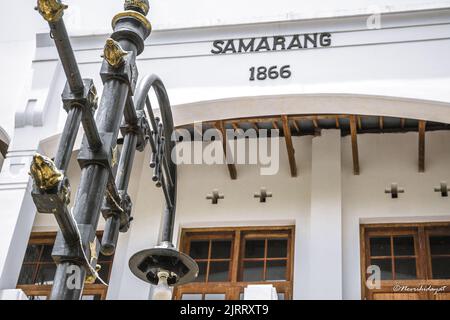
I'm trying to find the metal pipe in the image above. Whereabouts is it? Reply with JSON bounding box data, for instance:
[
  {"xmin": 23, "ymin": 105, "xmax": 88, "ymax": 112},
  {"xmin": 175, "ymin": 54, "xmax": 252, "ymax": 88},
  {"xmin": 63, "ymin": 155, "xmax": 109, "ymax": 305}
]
[
  {"xmin": 124, "ymin": 95, "xmax": 138, "ymax": 126},
  {"xmin": 149, "ymin": 117, "xmax": 160, "ymax": 168},
  {"xmin": 101, "ymin": 133, "xmax": 138, "ymax": 254},
  {"xmin": 54, "ymin": 107, "xmax": 82, "ymax": 171},
  {"xmin": 51, "ymin": 105, "xmax": 83, "ymax": 246},
  {"xmin": 101, "ymin": 216, "xmax": 120, "ymax": 256},
  {"xmin": 160, "ymin": 207, "xmax": 174, "ymax": 243},
  {"xmin": 152, "ymin": 126, "xmax": 164, "ymax": 184},
  {"xmin": 162, "ymin": 154, "xmax": 174, "ymax": 187},
  {"xmin": 145, "ymin": 97, "xmax": 158, "ymax": 131},
  {"xmin": 145, "ymin": 97, "xmax": 158, "ymax": 154},
  {"xmin": 48, "ymin": 19, "xmax": 84, "ymax": 93},
  {"xmin": 147, "ymin": 124, "xmax": 157, "ymax": 154},
  {"xmin": 81, "ymin": 110, "xmax": 103, "ymax": 151},
  {"xmin": 48, "ymin": 15, "xmax": 102, "ymax": 150},
  {"xmin": 53, "ymin": 205, "xmax": 80, "ymax": 246},
  {"xmin": 160, "ymin": 176, "xmax": 173, "ymax": 209},
  {"xmin": 116, "ymin": 134, "xmax": 138, "ymax": 191},
  {"xmin": 47, "ymin": 10, "xmax": 102, "ymax": 152}
]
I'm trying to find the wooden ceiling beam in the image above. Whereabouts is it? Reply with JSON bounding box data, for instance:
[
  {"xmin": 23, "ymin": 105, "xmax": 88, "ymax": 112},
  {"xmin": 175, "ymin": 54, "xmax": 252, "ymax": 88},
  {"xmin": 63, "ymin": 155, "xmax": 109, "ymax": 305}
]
[
  {"xmin": 292, "ymin": 120, "xmax": 300, "ymax": 134},
  {"xmin": 215, "ymin": 120, "xmax": 237, "ymax": 180},
  {"xmin": 312, "ymin": 117, "xmax": 319, "ymax": 129},
  {"xmin": 225, "ymin": 117, "xmax": 278, "ymax": 124},
  {"xmin": 281, "ymin": 115, "xmax": 297, "ymax": 177},
  {"xmin": 349, "ymin": 115, "xmax": 360, "ymax": 175},
  {"xmin": 418, "ymin": 120, "xmax": 426, "ymax": 173}
]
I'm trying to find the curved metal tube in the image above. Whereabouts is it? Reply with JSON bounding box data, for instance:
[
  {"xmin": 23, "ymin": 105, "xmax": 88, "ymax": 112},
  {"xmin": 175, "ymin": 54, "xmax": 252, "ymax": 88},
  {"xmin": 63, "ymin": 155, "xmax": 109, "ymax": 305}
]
[
  {"xmin": 101, "ymin": 74, "xmax": 178, "ymax": 254},
  {"xmin": 134, "ymin": 74, "xmax": 177, "ymax": 243}
]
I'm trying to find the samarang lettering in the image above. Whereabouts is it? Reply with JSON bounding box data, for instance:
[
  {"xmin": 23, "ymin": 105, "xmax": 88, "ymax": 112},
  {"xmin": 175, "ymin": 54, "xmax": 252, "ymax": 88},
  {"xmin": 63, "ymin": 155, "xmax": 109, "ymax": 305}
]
[{"xmin": 211, "ymin": 33, "xmax": 332, "ymax": 54}]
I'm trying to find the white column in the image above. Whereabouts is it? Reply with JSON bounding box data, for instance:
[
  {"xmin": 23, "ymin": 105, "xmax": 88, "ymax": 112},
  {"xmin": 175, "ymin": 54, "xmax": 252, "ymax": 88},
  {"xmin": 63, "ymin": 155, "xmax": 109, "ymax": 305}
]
[
  {"xmin": 308, "ymin": 129, "xmax": 342, "ymax": 299},
  {"xmin": 0, "ymin": 147, "xmax": 38, "ymax": 290},
  {"xmin": 0, "ymin": 58, "xmax": 60, "ymax": 290}
]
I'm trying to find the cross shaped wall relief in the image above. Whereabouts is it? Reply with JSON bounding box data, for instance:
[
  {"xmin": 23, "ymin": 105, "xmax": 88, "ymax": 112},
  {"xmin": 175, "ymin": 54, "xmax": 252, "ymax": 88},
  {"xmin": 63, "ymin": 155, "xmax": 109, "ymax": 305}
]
[
  {"xmin": 254, "ymin": 187, "xmax": 272, "ymax": 203},
  {"xmin": 434, "ymin": 181, "xmax": 450, "ymax": 197},
  {"xmin": 206, "ymin": 189, "xmax": 224, "ymax": 204},
  {"xmin": 385, "ymin": 183, "xmax": 404, "ymax": 199}
]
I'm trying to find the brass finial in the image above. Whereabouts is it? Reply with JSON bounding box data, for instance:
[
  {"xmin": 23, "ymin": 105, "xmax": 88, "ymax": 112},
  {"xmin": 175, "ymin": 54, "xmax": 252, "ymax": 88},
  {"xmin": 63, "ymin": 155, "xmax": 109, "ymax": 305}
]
[
  {"xmin": 85, "ymin": 264, "xmax": 101, "ymax": 284},
  {"xmin": 102, "ymin": 38, "xmax": 128, "ymax": 68},
  {"xmin": 35, "ymin": 0, "xmax": 68, "ymax": 22},
  {"xmin": 124, "ymin": 0, "xmax": 149, "ymax": 16},
  {"xmin": 29, "ymin": 153, "xmax": 64, "ymax": 190}
]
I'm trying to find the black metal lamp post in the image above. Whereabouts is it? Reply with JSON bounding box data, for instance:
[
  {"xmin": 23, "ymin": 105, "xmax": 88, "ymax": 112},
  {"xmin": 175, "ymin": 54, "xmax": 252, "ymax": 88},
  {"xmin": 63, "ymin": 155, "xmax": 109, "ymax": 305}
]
[
  {"xmin": 30, "ymin": 0, "xmax": 197, "ymax": 300},
  {"xmin": 128, "ymin": 75, "xmax": 199, "ymax": 300}
]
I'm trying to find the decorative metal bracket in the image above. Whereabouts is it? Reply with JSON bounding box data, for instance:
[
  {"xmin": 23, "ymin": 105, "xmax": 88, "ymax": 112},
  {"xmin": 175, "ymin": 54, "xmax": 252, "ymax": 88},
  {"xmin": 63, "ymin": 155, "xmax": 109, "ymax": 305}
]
[
  {"xmin": 100, "ymin": 40, "xmax": 138, "ymax": 95},
  {"xmin": 102, "ymin": 38, "xmax": 128, "ymax": 68},
  {"xmin": 61, "ymin": 79, "xmax": 98, "ymax": 113},
  {"xmin": 101, "ymin": 190, "xmax": 133, "ymax": 232}
]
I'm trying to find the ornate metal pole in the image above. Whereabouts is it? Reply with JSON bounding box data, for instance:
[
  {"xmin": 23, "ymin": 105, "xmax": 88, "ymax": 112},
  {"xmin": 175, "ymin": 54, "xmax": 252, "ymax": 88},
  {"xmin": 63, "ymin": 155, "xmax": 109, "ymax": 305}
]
[
  {"xmin": 31, "ymin": 0, "xmax": 197, "ymax": 300},
  {"xmin": 30, "ymin": 0, "xmax": 151, "ymax": 300},
  {"xmin": 50, "ymin": 0, "xmax": 152, "ymax": 299}
]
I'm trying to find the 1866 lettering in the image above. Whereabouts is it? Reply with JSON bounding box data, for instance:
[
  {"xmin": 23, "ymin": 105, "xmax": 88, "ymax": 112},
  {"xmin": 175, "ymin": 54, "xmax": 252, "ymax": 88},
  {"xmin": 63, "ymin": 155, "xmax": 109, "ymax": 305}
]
[{"xmin": 249, "ymin": 65, "xmax": 291, "ymax": 81}]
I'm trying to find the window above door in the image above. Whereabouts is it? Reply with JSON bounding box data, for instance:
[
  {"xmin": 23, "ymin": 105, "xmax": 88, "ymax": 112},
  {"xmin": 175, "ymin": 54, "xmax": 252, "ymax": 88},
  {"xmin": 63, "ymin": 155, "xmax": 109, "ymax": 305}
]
[
  {"xmin": 174, "ymin": 226, "xmax": 294, "ymax": 300},
  {"xmin": 361, "ymin": 222, "xmax": 450, "ymax": 300},
  {"xmin": 16, "ymin": 232, "xmax": 114, "ymax": 300}
]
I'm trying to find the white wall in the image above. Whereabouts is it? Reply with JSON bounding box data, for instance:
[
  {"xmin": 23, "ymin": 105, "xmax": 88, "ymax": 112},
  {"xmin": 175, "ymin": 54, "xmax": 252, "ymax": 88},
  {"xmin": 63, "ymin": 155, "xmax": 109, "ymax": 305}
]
[{"xmin": 342, "ymin": 130, "xmax": 450, "ymax": 299}]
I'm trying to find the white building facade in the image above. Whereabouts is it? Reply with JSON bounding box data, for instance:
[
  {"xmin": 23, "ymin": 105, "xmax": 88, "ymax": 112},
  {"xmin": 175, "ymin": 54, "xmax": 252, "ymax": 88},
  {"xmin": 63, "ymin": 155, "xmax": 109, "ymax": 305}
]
[{"xmin": 1, "ymin": 0, "xmax": 450, "ymax": 300}]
